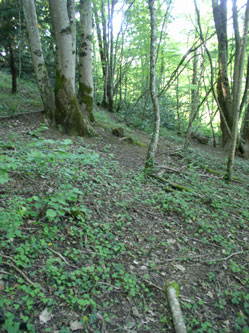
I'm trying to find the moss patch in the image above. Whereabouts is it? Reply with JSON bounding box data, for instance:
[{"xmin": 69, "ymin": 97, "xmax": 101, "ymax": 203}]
[
  {"xmin": 78, "ymin": 82, "xmax": 94, "ymax": 122},
  {"xmin": 54, "ymin": 71, "xmax": 93, "ymax": 136}
]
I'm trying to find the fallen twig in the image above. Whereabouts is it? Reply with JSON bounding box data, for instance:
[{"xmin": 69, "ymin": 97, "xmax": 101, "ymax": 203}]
[
  {"xmin": 213, "ymin": 251, "xmax": 244, "ymax": 262},
  {"xmin": 0, "ymin": 253, "xmax": 45, "ymax": 291},
  {"xmin": 48, "ymin": 248, "xmax": 78, "ymax": 269},
  {"xmin": 142, "ymin": 277, "xmax": 164, "ymax": 292},
  {"xmin": 0, "ymin": 110, "xmax": 44, "ymax": 121}
]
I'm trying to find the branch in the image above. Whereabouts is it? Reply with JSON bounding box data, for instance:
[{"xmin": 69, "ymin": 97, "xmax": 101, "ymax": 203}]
[
  {"xmin": 1, "ymin": 253, "xmax": 44, "ymax": 291},
  {"xmin": 165, "ymin": 281, "xmax": 187, "ymax": 333}
]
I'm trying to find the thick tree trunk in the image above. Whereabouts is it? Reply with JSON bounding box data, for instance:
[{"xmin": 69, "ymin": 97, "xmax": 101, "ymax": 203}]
[
  {"xmin": 23, "ymin": 0, "xmax": 55, "ymax": 123},
  {"xmin": 78, "ymin": 0, "xmax": 94, "ymax": 122},
  {"xmin": 49, "ymin": 0, "xmax": 93, "ymax": 136},
  {"xmin": 145, "ymin": 0, "xmax": 160, "ymax": 170}
]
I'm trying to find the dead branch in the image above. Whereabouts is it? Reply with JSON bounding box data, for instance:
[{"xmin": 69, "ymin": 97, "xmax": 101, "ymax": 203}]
[
  {"xmin": 0, "ymin": 253, "xmax": 45, "ymax": 291},
  {"xmin": 165, "ymin": 281, "xmax": 187, "ymax": 333}
]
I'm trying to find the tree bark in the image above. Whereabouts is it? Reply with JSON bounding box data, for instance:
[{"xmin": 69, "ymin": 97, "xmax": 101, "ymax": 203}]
[
  {"xmin": 240, "ymin": 100, "xmax": 249, "ymax": 158},
  {"xmin": 23, "ymin": 0, "xmax": 55, "ymax": 123},
  {"xmin": 224, "ymin": 0, "xmax": 249, "ymax": 181},
  {"xmin": 212, "ymin": 0, "xmax": 233, "ymax": 149},
  {"xmin": 9, "ymin": 42, "xmax": 17, "ymax": 94},
  {"xmin": 145, "ymin": 0, "xmax": 160, "ymax": 170},
  {"xmin": 239, "ymin": 55, "xmax": 249, "ymax": 157},
  {"xmin": 78, "ymin": 0, "xmax": 95, "ymax": 122},
  {"xmin": 67, "ymin": 0, "xmax": 76, "ymax": 92},
  {"xmin": 184, "ymin": 45, "xmax": 199, "ymax": 149},
  {"xmin": 49, "ymin": 0, "xmax": 93, "ymax": 136}
]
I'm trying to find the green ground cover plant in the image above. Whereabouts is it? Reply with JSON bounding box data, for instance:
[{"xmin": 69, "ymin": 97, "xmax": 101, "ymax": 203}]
[{"xmin": 0, "ymin": 74, "xmax": 248, "ymax": 332}]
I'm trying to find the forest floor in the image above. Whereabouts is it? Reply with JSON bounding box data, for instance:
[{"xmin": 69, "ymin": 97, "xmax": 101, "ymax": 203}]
[{"xmin": 0, "ymin": 73, "xmax": 249, "ymax": 332}]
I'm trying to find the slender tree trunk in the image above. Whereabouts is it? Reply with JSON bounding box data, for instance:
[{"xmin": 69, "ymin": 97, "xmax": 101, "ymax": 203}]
[
  {"xmin": 18, "ymin": 0, "xmax": 22, "ymax": 79},
  {"xmin": 176, "ymin": 74, "xmax": 181, "ymax": 134},
  {"xmin": 78, "ymin": 0, "xmax": 94, "ymax": 122},
  {"xmin": 93, "ymin": 2, "xmax": 107, "ymax": 107},
  {"xmin": 184, "ymin": 48, "xmax": 199, "ymax": 149},
  {"xmin": 107, "ymin": 0, "xmax": 116, "ymax": 112},
  {"xmin": 145, "ymin": 0, "xmax": 160, "ymax": 170},
  {"xmin": 67, "ymin": 0, "xmax": 76, "ymax": 92},
  {"xmin": 224, "ymin": 0, "xmax": 249, "ymax": 182},
  {"xmin": 101, "ymin": 0, "xmax": 109, "ymax": 107},
  {"xmin": 9, "ymin": 43, "xmax": 17, "ymax": 94},
  {"xmin": 240, "ymin": 99, "xmax": 249, "ymax": 157},
  {"xmin": 49, "ymin": 0, "xmax": 93, "ymax": 136},
  {"xmin": 23, "ymin": 0, "xmax": 55, "ymax": 123},
  {"xmin": 212, "ymin": 0, "xmax": 233, "ymax": 150},
  {"xmin": 239, "ymin": 55, "xmax": 249, "ymax": 157}
]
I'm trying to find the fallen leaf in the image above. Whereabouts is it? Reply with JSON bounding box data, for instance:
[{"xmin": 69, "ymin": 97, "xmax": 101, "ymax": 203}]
[
  {"xmin": 175, "ymin": 264, "xmax": 186, "ymax": 272},
  {"xmin": 132, "ymin": 306, "xmax": 141, "ymax": 317},
  {"xmin": 39, "ymin": 308, "xmax": 53, "ymax": 324},
  {"xmin": 70, "ymin": 320, "xmax": 84, "ymax": 331}
]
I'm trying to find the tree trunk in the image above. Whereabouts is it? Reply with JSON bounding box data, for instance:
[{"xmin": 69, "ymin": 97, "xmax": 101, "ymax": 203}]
[
  {"xmin": 184, "ymin": 47, "xmax": 199, "ymax": 149},
  {"xmin": 145, "ymin": 0, "xmax": 160, "ymax": 170},
  {"xmin": 240, "ymin": 100, "xmax": 249, "ymax": 158},
  {"xmin": 78, "ymin": 0, "xmax": 94, "ymax": 122},
  {"xmin": 23, "ymin": 0, "xmax": 55, "ymax": 123},
  {"xmin": 93, "ymin": 3, "xmax": 107, "ymax": 106},
  {"xmin": 107, "ymin": 0, "xmax": 116, "ymax": 112},
  {"xmin": 49, "ymin": 0, "xmax": 93, "ymax": 136},
  {"xmin": 9, "ymin": 43, "xmax": 17, "ymax": 94},
  {"xmin": 212, "ymin": 0, "xmax": 233, "ymax": 149},
  {"xmin": 224, "ymin": 0, "xmax": 249, "ymax": 181},
  {"xmin": 67, "ymin": 0, "xmax": 76, "ymax": 92},
  {"xmin": 239, "ymin": 56, "xmax": 249, "ymax": 157}
]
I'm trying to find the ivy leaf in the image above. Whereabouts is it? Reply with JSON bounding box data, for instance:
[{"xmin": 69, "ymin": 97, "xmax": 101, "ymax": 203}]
[
  {"xmin": 46, "ymin": 209, "xmax": 57, "ymax": 220},
  {"xmin": 0, "ymin": 170, "xmax": 8, "ymax": 184},
  {"xmin": 61, "ymin": 139, "xmax": 73, "ymax": 145}
]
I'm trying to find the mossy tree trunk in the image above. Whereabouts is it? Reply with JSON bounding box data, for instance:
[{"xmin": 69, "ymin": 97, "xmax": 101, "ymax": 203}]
[
  {"xmin": 49, "ymin": 0, "xmax": 93, "ymax": 136},
  {"xmin": 240, "ymin": 100, "xmax": 249, "ymax": 158},
  {"xmin": 23, "ymin": 0, "xmax": 55, "ymax": 123},
  {"xmin": 212, "ymin": 0, "xmax": 233, "ymax": 150},
  {"xmin": 93, "ymin": 1, "xmax": 109, "ymax": 108},
  {"xmin": 9, "ymin": 42, "xmax": 17, "ymax": 94},
  {"xmin": 78, "ymin": 0, "xmax": 94, "ymax": 123},
  {"xmin": 145, "ymin": 0, "xmax": 160, "ymax": 170},
  {"xmin": 224, "ymin": 0, "xmax": 249, "ymax": 181}
]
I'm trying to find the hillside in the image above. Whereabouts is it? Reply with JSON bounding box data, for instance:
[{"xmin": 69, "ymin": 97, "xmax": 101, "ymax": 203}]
[{"xmin": 0, "ymin": 74, "xmax": 249, "ymax": 332}]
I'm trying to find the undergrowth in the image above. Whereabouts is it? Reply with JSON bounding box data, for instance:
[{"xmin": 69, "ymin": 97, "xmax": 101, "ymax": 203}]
[
  {"xmin": 0, "ymin": 71, "xmax": 42, "ymax": 116},
  {"xmin": 0, "ymin": 74, "xmax": 248, "ymax": 332}
]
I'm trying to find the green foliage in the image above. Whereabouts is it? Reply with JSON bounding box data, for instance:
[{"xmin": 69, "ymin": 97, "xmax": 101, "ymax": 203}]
[{"xmin": 0, "ymin": 71, "xmax": 42, "ymax": 115}]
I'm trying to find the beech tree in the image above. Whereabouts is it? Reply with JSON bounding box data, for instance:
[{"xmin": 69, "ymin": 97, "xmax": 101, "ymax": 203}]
[
  {"xmin": 49, "ymin": 0, "xmax": 92, "ymax": 136},
  {"xmin": 22, "ymin": 0, "xmax": 55, "ymax": 123},
  {"xmin": 224, "ymin": 0, "xmax": 249, "ymax": 181},
  {"xmin": 145, "ymin": 0, "xmax": 160, "ymax": 169},
  {"xmin": 240, "ymin": 97, "xmax": 249, "ymax": 158},
  {"xmin": 0, "ymin": 0, "xmax": 20, "ymax": 93},
  {"xmin": 78, "ymin": 0, "xmax": 94, "ymax": 122}
]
